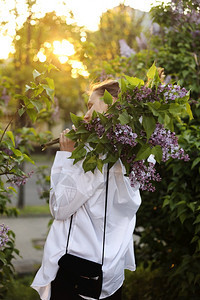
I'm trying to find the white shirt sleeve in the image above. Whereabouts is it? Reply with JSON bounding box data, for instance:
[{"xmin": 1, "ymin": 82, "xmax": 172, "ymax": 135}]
[{"xmin": 49, "ymin": 151, "xmax": 104, "ymax": 220}]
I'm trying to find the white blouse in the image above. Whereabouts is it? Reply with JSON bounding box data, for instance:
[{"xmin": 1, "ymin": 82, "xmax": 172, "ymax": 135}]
[{"xmin": 31, "ymin": 151, "xmax": 141, "ymax": 300}]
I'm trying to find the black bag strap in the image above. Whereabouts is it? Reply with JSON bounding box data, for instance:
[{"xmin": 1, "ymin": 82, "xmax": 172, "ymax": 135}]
[
  {"xmin": 101, "ymin": 163, "xmax": 109, "ymax": 265},
  {"xmin": 66, "ymin": 163, "xmax": 110, "ymax": 266}
]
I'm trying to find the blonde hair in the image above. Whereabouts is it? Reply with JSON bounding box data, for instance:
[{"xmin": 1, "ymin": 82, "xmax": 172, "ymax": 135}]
[{"xmin": 89, "ymin": 79, "xmax": 120, "ymax": 98}]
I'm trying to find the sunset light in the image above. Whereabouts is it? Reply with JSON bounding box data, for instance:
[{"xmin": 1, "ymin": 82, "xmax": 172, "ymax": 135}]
[
  {"xmin": 53, "ymin": 40, "xmax": 75, "ymax": 57},
  {"xmin": 0, "ymin": 0, "xmax": 170, "ymax": 60},
  {"xmin": 68, "ymin": 59, "xmax": 90, "ymax": 78},
  {"xmin": 0, "ymin": 35, "xmax": 15, "ymax": 59}
]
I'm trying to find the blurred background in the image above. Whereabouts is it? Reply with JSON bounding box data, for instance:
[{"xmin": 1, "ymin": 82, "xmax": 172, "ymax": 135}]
[{"xmin": 1, "ymin": 0, "xmax": 200, "ymax": 299}]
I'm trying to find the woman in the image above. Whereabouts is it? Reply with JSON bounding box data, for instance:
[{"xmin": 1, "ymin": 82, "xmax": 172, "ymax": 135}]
[{"xmin": 31, "ymin": 80, "xmax": 141, "ymax": 300}]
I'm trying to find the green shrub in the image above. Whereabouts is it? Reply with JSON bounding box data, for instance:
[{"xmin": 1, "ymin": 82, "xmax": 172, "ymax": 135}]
[{"xmin": 4, "ymin": 275, "xmax": 40, "ymax": 300}]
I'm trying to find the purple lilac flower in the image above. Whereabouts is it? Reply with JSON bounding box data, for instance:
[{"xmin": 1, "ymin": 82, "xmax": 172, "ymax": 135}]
[
  {"xmin": 107, "ymin": 124, "xmax": 138, "ymax": 147},
  {"xmin": 132, "ymin": 86, "xmax": 159, "ymax": 103},
  {"xmin": 129, "ymin": 161, "xmax": 161, "ymax": 192},
  {"xmin": 149, "ymin": 123, "xmax": 190, "ymax": 162},
  {"xmin": 10, "ymin": 171, "xmax": 34, "ymax": 187},
  {"xmin": 119, "ymin": 39, "xmax": 136, "ymax": 58},
  {"xmin": 15, "ymin": 135, "xmax": 22, "ymax": 148},
  {"xmin": 171, "ymin": 0, "xmax": 200, "ymax": 26},
  {"xmin": 85, "ymin": 117, "xmax": 105, "ymax": 137},
  {"xmin": 1, "ymin": 88, "xmax": 11, "ymax": 106},
  {"xmin": 158, "ymin": 84, "xmax": 188, "ymax": 103},
  {"xmin": 136, "ymin": 32, "xmax": 147, "ymax": 50},
  {"xmin": 52, "ymin": 97, "xmax": 60, "ymax": 122},
  {"xmin": 0, "ymin": 224, "xmax": 9, "ymax": 249},
  {"xmin": 2, "ymin": 148, "xmax": 13, "ymax": 156}
]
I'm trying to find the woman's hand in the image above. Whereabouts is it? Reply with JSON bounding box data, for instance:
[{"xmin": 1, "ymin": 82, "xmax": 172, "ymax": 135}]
[{"xmin": 59, "ymin": 128, "xmax": 75, "ymax": 152}]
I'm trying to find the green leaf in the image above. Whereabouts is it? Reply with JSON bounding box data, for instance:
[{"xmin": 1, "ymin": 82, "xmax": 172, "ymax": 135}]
[
  {"xmin": 196, "ymin": 240, "xmax": 200, "ymax": 253},
  {"xmin": 125, "ymin": 75, "xmax": 144, "ymax": 87},
  {"xmin": 41, "ymin": 84, "xmax": 54, "ymax": 101},
  {"xmin": 135, "ymin": 144, "xmax": 152, "ymax": 161},
  {"xmin": 162, "ymin": 197, "xmax": 170, "ymax": 208},
  {"xmin": 103, "ymin": 90, "xmax": 113, "ymax": 105},
  {"xmin": 95, "ymin": 143, "xmax": 105, "ymax": 154},
  {"xmin": 41, "ymin": 96, "xmax": 51, "ymax": 110},
  {"xmin": 12, "ymin": 148, "xmax": 22, "ymax": 156},
  {"xmin": 179, "ymin": 213, "xmax": 187, "ymax": 224},
  {"xmin": 45, "ymin": 63, "xmax": 59, "ymax": 73},
  {"xmin": 195, "ymin": 224, "xmax": 200, "ymax": 235},
  {"xmin": 193, "ymin": 215, "xmax": 200, "ymax": 225},
  {"xmin": 0, "ymin": 252, "xmax": 7, "ymax": 264},
  {"xmin": 27, "ymin": 108, "xmax": 37, "ymax": 122},
  {"xmin": 18, "ymin": 107, "xmax": 25, "ymax": 117},
  {"xmin": 70, "ymin": 144, "xmax": 87, "ymax": 159},
  {"xmin": 164, "ymin": 114, "xmax": 171, "ymax": 127},
  {"xmin": 151, "ymin": 145, "xmax": 163, "ymax": 163},
  {"xmin": 118, "ymin": 110, "xmax": 130, "ymax": 125},
  {"xmin": 146, "ymin": 102, "xmax": 161, "ymax": 116},
  {"xmin": 92, "ymin": 110, "xmax": 97, "ymax": 119},
  {"xmin": 70, "ymin": 113, "xmax": 84, "ymax": 128},
  {"xmin": 45, "ymin": 77, "xmax": 55, "ymax": 90},
  {"xmin": 34, "ymin": 85, "xmax": 44, "ymax": 97},
  {"xmin": 103, "ymin": 153, "xmax": 118, "ymax": 164},
  {"xmin": 7, "ymin": 186, "xmax": 17, "ymax": 193},
  {"xmin": 120, "ymin": 78, "xmax": 127, "ymax": 93},
  {"xmin": 30, "ymin": 100, "xmax": 43, "ymax": 112},
  {"xmin": 23, "ymin": 154, "xmax": 35, "ymax": 164},
  {"xmin": 97, "ymin": 158, "xmax": 103, "ymax": 173},
  {"xmin": 187, "ymin": 202, "xmax": 195, "ymax": 212},
  {"xmin": 66, "ymin": 130, "xmax": 77, "ymax": 140},
  {"xmin": 33, "ymin": 69, "xmax": 41, "ymax": 80},
  {"xmin": 76, "ymin": 126, "xmax": 89, "ymax": 134},
  {"xmin": 82, "ymin": 155, "xmax": 97, "ymax": 173},
  {"xmin": 25, "ymin": 84, "xmax": 31, "ymax": 92},
  {"xmin": 87, "ymin": 133, "xmax": 99, "ymax": 143},
  {"xmin": 142, "ymin": 115, "xmax": 156, "ymax": 140},
  {"xmin": 7, "ymin": 131, "xmax": 15, "ymax": 147},
  {"xmin": 97, "ymin": 113, "xmax": 108, "ymax": 125},
  {"xmin": 169, "ymin": 103, "xmax": 181, "ymax": 114},
  {"xmin": 191, "ymin": 235, "xmax": 199, "ymax": 243},
  {"xmin": 186, "ymin": 103, "xmax": 193, "ymax": 120},
  {"xmin": 191, "ymin": 157, "xmax": 200, "ymax": 169},
  {"xmin": 146, "ymin": 62, "xmax": 157, "ymax": 80}
]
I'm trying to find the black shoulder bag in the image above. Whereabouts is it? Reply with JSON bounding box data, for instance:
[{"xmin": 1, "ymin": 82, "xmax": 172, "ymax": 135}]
[{"xmin": 50, "ymin": 165, "xmax": 110, "ymax": 300}]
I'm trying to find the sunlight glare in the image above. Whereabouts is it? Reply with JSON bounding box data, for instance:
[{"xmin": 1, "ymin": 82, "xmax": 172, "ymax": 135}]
[
  {"xmin": 53, "ymin": 40, "xmax": 75, "ymax": 57},
  {"xmin": 44, "ymin": 42, "xmax": 51, "ymax": 48},
  {"xmin": 58, "ymin": 56, "xmax": 69, "ymax": 64},
  {"xmin": 37, "ymin": 51, "xmax": 46, "ymax": 62},
  {"xmin": 0, "ymin": 35, "xmax": 13, "ymax": 59},
  {"xmin": 68, "ymin": 60, "xmax": 90, "ymax": 78}
]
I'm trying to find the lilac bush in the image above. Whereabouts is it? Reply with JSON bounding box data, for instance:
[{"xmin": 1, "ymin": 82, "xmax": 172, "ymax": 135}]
[
  {"xmin": 0, "ymin": 224, "xmax": 9, "ymax": 249},
  {"xmin": 9, "ymin": 171, "xmax": 34, "ymax": 187}
]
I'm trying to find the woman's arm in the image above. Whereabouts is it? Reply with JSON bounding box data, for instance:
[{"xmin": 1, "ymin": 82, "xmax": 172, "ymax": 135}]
[
  {"xmin": 49, "ymin": 151, "xmax": 104, "ymax": 220},
  {"xmin": 59, "ymin": 128, "xmax": 75, "ymax": 152}
]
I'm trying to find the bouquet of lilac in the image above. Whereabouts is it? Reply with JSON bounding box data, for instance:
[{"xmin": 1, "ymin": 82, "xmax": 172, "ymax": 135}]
[{"xmin": 67, "ymin": 63, "xmax": 192, "ymax": 192}]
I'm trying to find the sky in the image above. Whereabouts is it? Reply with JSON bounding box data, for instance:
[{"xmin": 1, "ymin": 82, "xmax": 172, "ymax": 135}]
[{"xmin": 0, "ymin": 0, "xmax": 169, "ymax": 59}]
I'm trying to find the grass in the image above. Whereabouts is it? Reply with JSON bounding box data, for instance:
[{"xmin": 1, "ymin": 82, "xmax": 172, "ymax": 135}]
[{"xmin": 19, "ymin": 204, "xmax": 51, "ymax": 216}]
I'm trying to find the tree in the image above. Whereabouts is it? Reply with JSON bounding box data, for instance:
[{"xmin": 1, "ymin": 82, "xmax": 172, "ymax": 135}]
[
  {"xmin": 85, "ymin": 4, "xmax": 146, "ymax": 70},
  {"xmin": 0, "ymin": 65, "xmax": 55, "ymax": 298}
]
